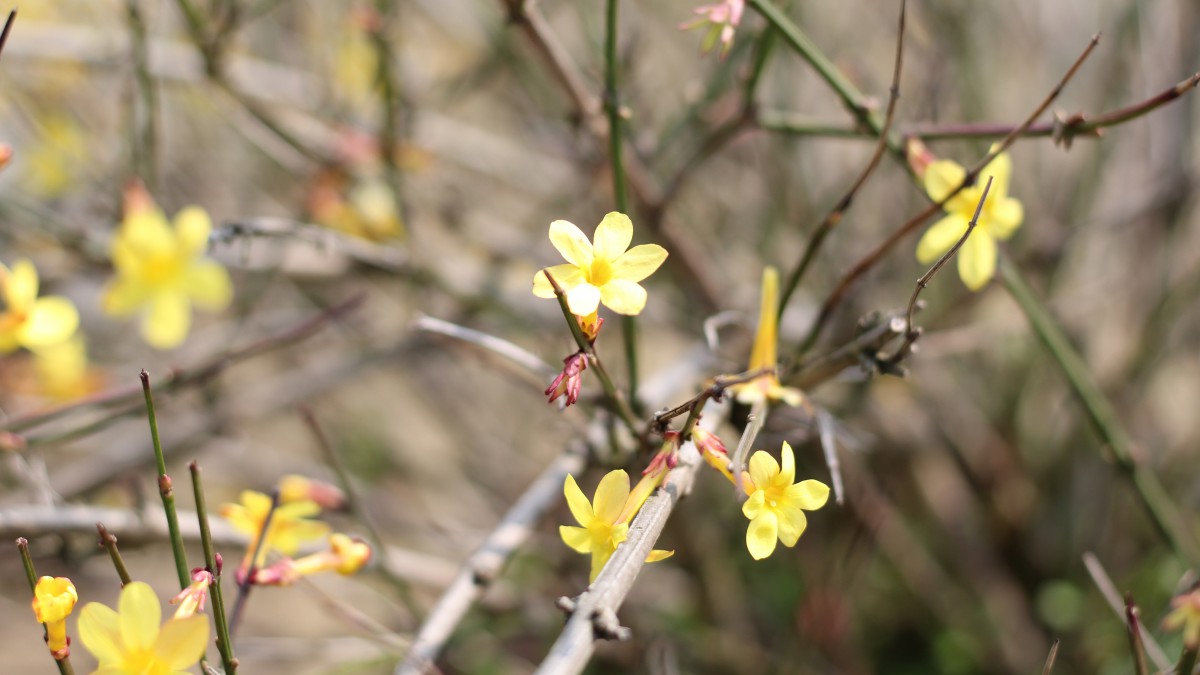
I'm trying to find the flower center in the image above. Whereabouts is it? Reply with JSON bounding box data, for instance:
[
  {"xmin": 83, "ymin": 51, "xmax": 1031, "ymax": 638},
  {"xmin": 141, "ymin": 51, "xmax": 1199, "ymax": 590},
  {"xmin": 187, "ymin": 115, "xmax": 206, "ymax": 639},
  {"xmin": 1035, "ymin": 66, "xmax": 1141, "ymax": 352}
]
[
  {"xmin": 142, "ymin": 254, "xmax": 182, "ymax": 285},
  {"xmin": 587, "ymin": 258, "xmax": 613, "ymax": 287}
]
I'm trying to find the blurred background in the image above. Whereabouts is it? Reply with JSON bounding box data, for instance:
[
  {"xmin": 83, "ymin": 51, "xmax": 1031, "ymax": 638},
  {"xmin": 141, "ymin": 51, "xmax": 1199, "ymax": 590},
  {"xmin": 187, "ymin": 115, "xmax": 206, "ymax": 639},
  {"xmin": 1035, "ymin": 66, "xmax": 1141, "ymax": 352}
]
[{"xmin": 1, "ymin": 0, "xmax": 1199, "ymax": 673}]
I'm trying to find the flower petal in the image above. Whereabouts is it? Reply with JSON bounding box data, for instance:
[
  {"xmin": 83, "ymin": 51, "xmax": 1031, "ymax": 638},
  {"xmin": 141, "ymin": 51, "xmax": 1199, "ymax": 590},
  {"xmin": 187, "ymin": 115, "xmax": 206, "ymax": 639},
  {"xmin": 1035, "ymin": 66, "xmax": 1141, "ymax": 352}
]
[
  {"xmin": 746, "ymin": 511, "xmax": 779, "ymax": 560},
  {"xmin": 589, "ymin": 544, "xmax": 616, "ymax": 582},
  {"xmin": 103, "ymin": 277, "xmax": 150, "ymax": 317},
  {"xmin": 559, "ymin": 525, "xmax": 592, "ymax": 553},
  {"xmin": 598, "ymin": 279, "xmax": 647, "ymax": 315},
  {"xmin": 118, "ymin": 581, "xmax": 161, "ymax": 654},
  {"xmin": 154, "ymin": 615, "xmax": 210, "ymax": 669},
  {"xmin": 142, "ymin": 292, "xmax": 192, "ymax": 349},
  {"xmin": 532, "ymin": 264, "xmax": 584, "ymax": 298},
  {"xmin": 78, "ymin": 602, "xmax": 123, "ymax": 665},
  {"xmin": 778, "ymin": 442, "xmax": 796, "ymax": 486},
  {"xmin": 185, "ymin": 260, "xmax": 232, "ymax": 310},
  {"xmin": 592, "ymin": 470, "xmax": 630, "ymax": 525},
  {"xmin": 982, "ymin": 148, "xmax": 1012, "ymax": 198},
  {"xmin": 776, "ymin": 506, "xmax": 808, "ymax": 548},
  {"xmin": 18, "ymin": 296, "xmax": 79, "ymax": 348},
  {"xmin": 549, "ymin": 220, "xmax": 593, "ymax": 267},
  {"xmin": 645, "ymin": 549, "xmax": 674, "ymax": 563},
  {"xmin": 174, "ymin": 207, "xmax": 212, "ymax": 256},
  {"xmin": 610, "ymin": 244, "xmax": 667, "ymax": 282},
  {"xmin": 787, "ymin": 479, "xmax": 831, "ymax": 511},
  {"xmin": 563, "ymin": 474, "xmax": 594, "ymax": 527},
  {"xmin": 5, "ymin": 259, "xmax": 39, "ymax": 308},
  {"xmin": 747, "ymin": 450, "xmax": 779, "ymax": 491},
  {"xmin": 987, "ymin": 197, "xmax": 1024, "ymax": 240},
  {"xmin": 742, "ymin": 488, "xmax": 766, "ymax": 520},
  {"xmin": 566, "ymin": 283, "xmax": 601, "ymax": 316},
  {"xmin": 957, "ymin": 229, "xmax": 997, "ymax": 291},
  {"xmin": 746, "ymin": 266, "xmax": 780, "ymax": 371},
  {"xmin": 916, "ymin": 213, "xmax": 968, "ymax": 264},
  {"xmin": 592, "ymin": 212, "xmax": 633, "ymax": 261},
  {"xmin": 924, "ymin": 159, "xmax": 967, "ymax": 204}
]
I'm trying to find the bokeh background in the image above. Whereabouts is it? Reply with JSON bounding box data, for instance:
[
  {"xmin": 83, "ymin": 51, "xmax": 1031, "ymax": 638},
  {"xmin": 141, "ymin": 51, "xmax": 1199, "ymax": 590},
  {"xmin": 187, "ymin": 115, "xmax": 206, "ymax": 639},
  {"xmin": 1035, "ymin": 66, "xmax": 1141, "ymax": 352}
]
[{"xmin": 2, "ymin": 0, "xmax": 1199, "ymax": 673}]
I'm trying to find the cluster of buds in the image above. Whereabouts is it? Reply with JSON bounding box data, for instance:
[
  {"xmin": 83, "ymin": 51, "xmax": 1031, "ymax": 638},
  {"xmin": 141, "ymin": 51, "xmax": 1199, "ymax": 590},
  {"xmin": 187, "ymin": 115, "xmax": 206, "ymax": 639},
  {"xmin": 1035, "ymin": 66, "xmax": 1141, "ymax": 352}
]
[{"xmin": 546, "ymin": 351, "xmax": 588, "ymax": 407}]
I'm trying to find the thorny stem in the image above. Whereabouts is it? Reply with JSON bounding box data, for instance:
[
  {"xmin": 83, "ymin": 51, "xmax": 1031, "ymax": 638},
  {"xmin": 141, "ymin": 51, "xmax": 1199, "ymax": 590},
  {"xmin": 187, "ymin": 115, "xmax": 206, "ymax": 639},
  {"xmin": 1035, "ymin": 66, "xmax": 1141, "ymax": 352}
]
[
  {"xmin": 795, "ymin": 34, "xmax": 1101, "ymax": 358},
  {"xmin": 541, "ymin": 269, "xmax": 642, "ymax": 437},
  {"xmin": 999, "ymin": 257, "xmax": 1199, "ymax": 564},
  {"xmin": 18, "ymin": 538, "xmax": 76, "ymax": 675},
  {"xmin": 778, "ymin": 0, "xmax": 907, "ymax": 317},
  {"xmin": 141, "ymin": 371, "xmax": 191, "ymax": 590},
  {"xmin": 96, "ymin": 524, "xmax": 133, "ymax": 585},
  {"xmin": 189, "ymin": 462, "xmax": 238, "ymax": 673}
]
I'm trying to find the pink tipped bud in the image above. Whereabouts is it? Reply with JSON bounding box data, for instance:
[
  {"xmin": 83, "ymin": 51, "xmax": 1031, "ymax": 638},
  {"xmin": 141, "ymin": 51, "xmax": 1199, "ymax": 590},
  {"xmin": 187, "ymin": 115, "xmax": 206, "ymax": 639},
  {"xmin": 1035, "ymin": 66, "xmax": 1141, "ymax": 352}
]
[{"xmin": 546, "ymin": 351, "xmax": 588, "ymax": 407}]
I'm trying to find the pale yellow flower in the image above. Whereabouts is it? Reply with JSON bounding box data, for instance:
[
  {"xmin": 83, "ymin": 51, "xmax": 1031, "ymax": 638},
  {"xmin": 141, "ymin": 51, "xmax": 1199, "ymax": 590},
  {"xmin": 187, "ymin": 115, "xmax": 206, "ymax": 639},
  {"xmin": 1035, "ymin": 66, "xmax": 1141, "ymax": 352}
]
[
  {"xmin": 532, "ymin": 212, "xmax": 668, "ymax": 316},
  {"xmin": 0, "ymin": 259, "xmax": 79, "ymax": 354},
  {"xmin": 78, "ymin": 581, "xmax": 209, "ymax": 675},
  {"xmin": 32, "ymin": 334, "xmax": 103, "ymax": 401},
  {"xmin": 103, "ymin": 186, "xmax": 232, "ymax": 349},
  {"xmin": 728, "ymin": 267, "xmax": 804, "ymax": 407},
  {"xmin": 916, "ymin": 149, "xmax": 1024, "ymax": 291},
  {"xmin": 252, "ymin": 533, "xmax": 373, "ymax": 586},
  {"xmin": 740, "ymin": 442, "xmax": 829, "ymax": 560},
  {"xmin": 560, "ymin": 470, "xmax": 672, "ymax": 582},
  {"xmin": 31, "ymin": 576, "xmax": 77, "ymax": 658},
  {"xmin": 220, "ymin": 489, "xmax": 330, "ymax": 579}
]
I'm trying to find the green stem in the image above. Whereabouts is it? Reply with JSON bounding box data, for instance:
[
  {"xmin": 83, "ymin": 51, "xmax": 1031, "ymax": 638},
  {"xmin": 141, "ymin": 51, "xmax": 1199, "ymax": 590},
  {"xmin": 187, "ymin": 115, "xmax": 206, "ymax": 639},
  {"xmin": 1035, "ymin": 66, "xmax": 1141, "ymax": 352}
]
[
  {"xmin": 189, "ymin": 462, "xmax": 238, "ymax": 673},
  {"xmin": 140, "ymin": 370, "xmax": 191, "ymax": 589},
  {"xmin": 998, "ymin": 257, "xmax": 1199, "ymax": 564},
  {"xmin": 96, "ymin": 524, "xmax": 133, "ymax": 585},
  {"xmin": 1178, "ymin": 645, "xmax": 1199, "ymax": 675}
]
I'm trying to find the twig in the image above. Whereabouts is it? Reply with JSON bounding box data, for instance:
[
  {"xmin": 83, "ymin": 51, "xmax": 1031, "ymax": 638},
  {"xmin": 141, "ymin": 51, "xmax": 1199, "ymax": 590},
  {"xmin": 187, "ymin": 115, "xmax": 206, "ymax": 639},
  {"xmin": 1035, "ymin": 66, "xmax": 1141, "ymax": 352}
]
[
  {"xmin": 0, "ymin": 9, "xmax": 15, "ymax": 62},
  {"xmin": 1082, "ymin": 552, "xmax": 1171, "ymax": 671},
  {"xmin": 395, "ymin": 444, "xmax": 587, "ymax": 674},
  {"xmin": 777, "ymin": 0, "xmax": 908, "ymax": 315},
  {"xmin": 815, "ymin": 408, "xmax": 844, "ymax": 505},
  {"xmin": 189, "ymin": 462, "xmax": 238, "ymax": 673},
  {"xmin": 1125, "ymin": 593, "xmax": 1149, "ymax": 675},
  {"xmin": 141, "ymin": 371, "xmax": 191, "ymax": 590},
  {"xmin": 96, "ymin": 524, "xmax": 133, "ymax": 585},
  {"xmin": 213, "ymin": 218, "xmax": 408, "ymax": 271},
  {"xmin": 796, "ymin": 34, "xmax": 1101, "ymax": 356},
  {"xmin": 413, "ymin": 314, "xmax": 555, "ymax": 378},
  {"xmin": 1041, "ymin": 639, "xmax": 1059, "ymax": 675},
  {"xmin": 728, "ymin": 399, "xmax": 767, "ymax": 497},
  {"xmin": 229, "ymin": 491, "xmax": 280, "ymax": 638},
  {"xmin": 127, "ymin": 0, "xmax": 159, "ymax": 189}
]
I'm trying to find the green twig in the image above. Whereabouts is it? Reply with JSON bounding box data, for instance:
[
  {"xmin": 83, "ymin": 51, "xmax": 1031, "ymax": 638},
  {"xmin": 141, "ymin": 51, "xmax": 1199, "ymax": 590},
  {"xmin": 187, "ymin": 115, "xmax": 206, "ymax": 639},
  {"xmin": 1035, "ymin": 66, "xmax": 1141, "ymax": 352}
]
[
  {"xmin": 1179, "ymin": 645, "xmax": 1199, "ymax": 675},
  {"xmin": 998, "ymin": 257, "xmax": 1199, "ymax": 564},
  {"xmin": 96, "ymin": 524, "xmax": 133, "ymax": 586},
  {"xmin": 1125, "ymin": 594, "xmax": 1149, "ymax": 675},
  {"xmin": 141, "ymin": 370, "xmax": 191, "ymax": 589},
  {"xmin": 189, "ymin": 462, "xmax": 237, "ymax": 673}
]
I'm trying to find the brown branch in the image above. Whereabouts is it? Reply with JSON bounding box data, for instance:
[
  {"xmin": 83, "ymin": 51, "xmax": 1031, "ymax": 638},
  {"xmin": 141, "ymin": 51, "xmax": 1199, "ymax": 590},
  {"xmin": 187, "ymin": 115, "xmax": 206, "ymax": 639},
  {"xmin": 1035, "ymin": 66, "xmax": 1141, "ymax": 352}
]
[{"xmin": 0, "ymin": 9, "xmax": 16, "ymax": 62}]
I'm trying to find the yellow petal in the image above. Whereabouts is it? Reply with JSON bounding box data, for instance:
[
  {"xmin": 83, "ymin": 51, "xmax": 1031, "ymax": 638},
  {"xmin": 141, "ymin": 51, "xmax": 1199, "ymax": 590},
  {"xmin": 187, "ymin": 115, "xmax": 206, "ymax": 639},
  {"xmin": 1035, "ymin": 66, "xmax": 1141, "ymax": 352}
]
[
  {"xmin": 549, "ymin": 220, "xmax": 594, "ymax": 267},
  {"xmin": 598, "ymin": 279, "xmax": 647, "ymax": 315},
  {"xmin": 592, "ymin": 470, "xmax": 630, "ymax": 525},
  {"xmin": 778, "ymin": 441, "xmax": 795, "ymax": 485},
  {"xmin": 987, "ymin": 197, "xmax": 1024, "ymax": 240},
  {"xmin": 982, "ymin": 147, "xmax": 1012, "ymax": 198},
  {"xmin": 741, "ymin": 488, "xmax": 766, "ymax": 520},
  {"xmin": 118, "ymin": 581, "xmax": 161, "ymax": 653},
  {"xmin": 776, "ymin": 506, "xmax": 808, "ymax": 548},
  {"xmin": 746, "ymin": 266, "xmax": 779, "ymax": 371},
  {"xmin": 559, "ymin": 525, "xmax": 592, "ymax": 553},
  {"xmin": 103, "ymin": 277, "xmax": 150, "ymax": 317},
  {"xmin": 78, "ymin": 602, "xmax": 123, "ymax": 665},
  {"xmin": 610, "ymin": 244, "xmax": 667, "ymax": 282},
  {"xmin": 142, "ymin": 292, "xmax": 191, "ymax": 349},
  {"xmin": 589, "ymin": 544, "xmax": 616, "ymax": 582},
  {"xmin": 185, "ymin": 260, "xmax": 232, "ymax": 310},
  {"xmin": 645, "ymin": 549, "xmax": 674, "ymax": 563},
  {"xmin": 174, "ymin": 206, "xmax": 212, "ymax": 256},
  {"xmin": 563, "ymin": 475, "xmax": 594, "ymax": 527},
  {"xmin": 746, "ymin": 511, "xmax": 779, "ymax": 560},
  {"xmin": 923, "ymin": 159, "xmax": 967, "ymax": 204},
  {"xmin": 154, "ymin": 615, "xmax": 209, "ymax": 669},
  {"xmin": 957, "ymin": 230, "xmax": 997, "ymax": 291},
  {"xmin": 566, "ymin": 283, "xmax": 601, "ymax": 316},
  {"xmin": 747, "ymin": 450, "xmax": 779, "ymax": 491},
  {"xmin": 592, "ymin": 212, "xmax": 633, "ymax": 261},
  {"xmin": 5, "ymin": 259, "xmax": 39, "ymax": 309},
  {"xmin": 915, "ymin": 213, "xmax": 968, "ymax": 264},
  {"xmin": 788, "ymin": 479, "xmax": 830, "ymax": 511},
  {"xmin": 18, "ymin": 296, "xmax": 79, "ymax": 348},
  {"xmin": 532, "ymin": 264, "xmax": 584, "ymax": 298}
]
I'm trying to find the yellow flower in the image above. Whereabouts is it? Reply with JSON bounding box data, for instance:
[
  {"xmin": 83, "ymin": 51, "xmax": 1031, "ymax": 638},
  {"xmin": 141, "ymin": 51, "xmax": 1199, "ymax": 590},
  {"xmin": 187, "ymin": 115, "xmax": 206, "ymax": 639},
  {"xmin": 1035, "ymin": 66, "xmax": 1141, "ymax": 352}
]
[
  {"xmin": 916, "ymin": 149, "xmax": 1024, "ymax": 291},
  {"xmin": 220, "ymin": 490, "xmax": 330, "ymax": 576},
  {"xmin": 740, "ymin": 442, "xmax": 829, "ymax": 560},
  {"xmin": 78, "ymin": 581, "xmax": 209, "ymax": 675},
  {"xmin": 103, "ymin": 185, "xmax": 232, "ymax": 349},
  {"xmin": 253, "ymin": 533, "xmax": 373, "ymax": 586},
  {"xmin": 560, "ymin": 470, "xmax": 672, "ymax": 582},
  {"xmin": 728, "ymin": 266, "xmax": 804, "ymax": 407},
  {"xmin": 532, "ymin": 212, "xmax": 668, "ymax": 316},
  {"xmin": 32, "ymin": 576, "xmax": 77, "ymax": 658},
  {"xmin": 32, "ymin": 334, "xmax": 103, "ymax": 401},
  {"xmin": 0, "ymin": 259, "xmax": 80, "ymax": 354},
  {"xmin": 1165, "ymin": 587, "xmax": 1200, "ymax": 648}
]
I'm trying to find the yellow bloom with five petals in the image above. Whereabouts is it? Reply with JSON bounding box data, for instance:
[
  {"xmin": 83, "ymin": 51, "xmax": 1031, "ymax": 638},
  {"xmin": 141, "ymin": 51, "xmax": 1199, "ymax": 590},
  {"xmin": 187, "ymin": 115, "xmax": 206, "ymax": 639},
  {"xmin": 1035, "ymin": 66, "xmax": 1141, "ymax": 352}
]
[
  {"xmin": 560, "ymin": 470, "xmax": 672, "ymax": 582},
  {"xmin": 532, "ymin": 212, "xmax": 668, "ymax": 316},
  {"xmin": 0, "ymin": 259, "xmax": 79, "ymax": 354},
  {"xmin": 220, "ymin": 489, "xmax": 330, "ymax": 574},
  {"xmin": 31, "ymin": 576, "xmax": 77, "ymax": 658},
  {"xmin": 78, "ymin": 580, "xmax": 209, "ymax": 675},
  {"xmin": 740, "ymin": 442, "xmax": 829, "ymax": 560},
  {"xmin": 103, "ymin": 186, "xmax": 232, "ymax": 350},
  {"xmin": 916, "ymin": 149, "xmax": 1024, "ymax": 291}
]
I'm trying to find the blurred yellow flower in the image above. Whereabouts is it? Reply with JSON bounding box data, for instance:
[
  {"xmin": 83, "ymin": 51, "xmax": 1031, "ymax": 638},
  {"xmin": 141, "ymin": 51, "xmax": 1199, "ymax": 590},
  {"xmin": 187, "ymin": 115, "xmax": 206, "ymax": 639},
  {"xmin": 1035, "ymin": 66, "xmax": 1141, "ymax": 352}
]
[
  {"xmin": 740, "ymin": 442, "xmax": 829, "ymax": 560},
  {"xmin": 916, "ymin": 149, "xmax": 1024, "ymax": 291},
  {"xmin": 0, "ymin": 259, "xmax": 79, "ymax": 354},
  {"xmin": 32, "ymin": 334, "xmax": 103, "ymax": 401},
  {"xmin": 1165, "ymin": 587, "xmax": 1200, "ymax": 648},
  {"xmin": 727, "ymin": 266, "xmax": 804, "ymax": 407},
  {"xmin": 103, "ymin": 185, "xmax": 232, "ymax": 349},
  {"xmin": 253, "ymin": 533, "xmax": 373, "ymax": 586},
  {"xmin": 560, "ymin": 470, "xmax": 672, "ymax": 582},
  {"xmin": 78, "ymin": 581, "xmax": 209, "ymax": 675},
  {"xmin": 31, "ymin": 576, "xmax": 77, "ymax": 659},
  {"xmin": 533, "ymin": 212, "xmax": 668, "ymax": 316},
  {"xmin": 220, "ymin": 489, "xmax": 330, "ymax": 577}
]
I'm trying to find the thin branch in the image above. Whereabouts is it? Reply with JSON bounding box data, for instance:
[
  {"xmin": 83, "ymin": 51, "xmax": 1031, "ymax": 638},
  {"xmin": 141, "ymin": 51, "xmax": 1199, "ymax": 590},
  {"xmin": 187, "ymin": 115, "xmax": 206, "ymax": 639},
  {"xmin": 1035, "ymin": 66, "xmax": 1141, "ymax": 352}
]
[
  {"xmin": 777, "ymin": 0, "xmax": 908, "ymax": 315},
  {"xmin": 1082, "ymin": 552, "xmax": 1172, "ymax": 671},
  {"xmin": 413, "ymin": 314, "xmax": 556, "ymax": 379},
  {"xmin": 1125, "ymin": 593, "xmax": 1149, "ymax": 675},
  {"xmin": 96, "ymin": 524, "xmax": 134, "ymax": 586},
  {"xmin": 1041, "ymin": 639, "xmax": 1060, "ymax": 675},
  {"xmin": 796, "ymin": 34, "xmax": 1100, "ymax": 356},
  {"xmin": 728, "ymin": 399, "xmax": 767, "ymax": 496},
  {"xmin": 0, "ymin": 9, "xmax": 15, "ymax": 62}
]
